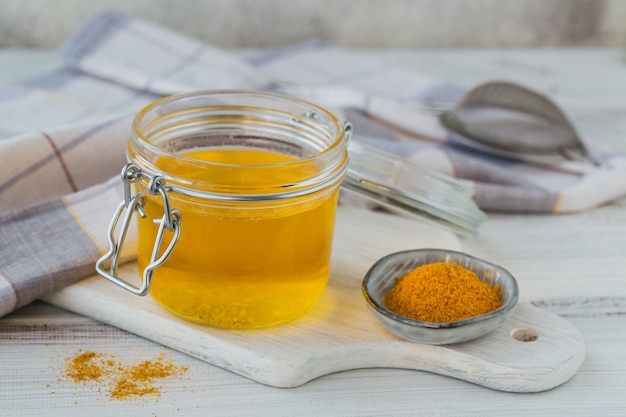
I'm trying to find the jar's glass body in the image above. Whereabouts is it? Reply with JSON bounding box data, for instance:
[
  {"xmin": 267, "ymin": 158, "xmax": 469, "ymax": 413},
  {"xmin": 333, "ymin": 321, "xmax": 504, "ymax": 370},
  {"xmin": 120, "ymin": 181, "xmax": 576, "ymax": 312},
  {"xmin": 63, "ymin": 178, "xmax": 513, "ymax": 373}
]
[{"xmin": 129, "ymin": 91, "xmax": 349, "ymax": 329}]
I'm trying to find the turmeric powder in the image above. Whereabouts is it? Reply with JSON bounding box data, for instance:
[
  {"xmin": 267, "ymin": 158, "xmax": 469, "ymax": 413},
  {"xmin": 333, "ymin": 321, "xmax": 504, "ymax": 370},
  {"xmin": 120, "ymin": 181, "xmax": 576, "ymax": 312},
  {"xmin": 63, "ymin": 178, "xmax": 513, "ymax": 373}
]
[
  {"xmin": 62, "ymin": 350, "xmax": 187, "ymax": 401},
  {"xmin": 65, "ymin": 351, "xmax": 106, "ymax": 383},
  {"xmin": 384, "ymin": 262, "xmax": 502, "ymax": 322}
]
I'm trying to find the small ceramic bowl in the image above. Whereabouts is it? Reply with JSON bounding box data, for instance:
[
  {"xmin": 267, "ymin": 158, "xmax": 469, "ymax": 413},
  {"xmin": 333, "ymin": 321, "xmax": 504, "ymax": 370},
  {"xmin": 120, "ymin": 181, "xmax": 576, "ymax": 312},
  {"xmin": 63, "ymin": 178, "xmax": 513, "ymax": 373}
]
[{"xmin": 362, "ymin": 249, "xmax": 519, "ymax": 345}]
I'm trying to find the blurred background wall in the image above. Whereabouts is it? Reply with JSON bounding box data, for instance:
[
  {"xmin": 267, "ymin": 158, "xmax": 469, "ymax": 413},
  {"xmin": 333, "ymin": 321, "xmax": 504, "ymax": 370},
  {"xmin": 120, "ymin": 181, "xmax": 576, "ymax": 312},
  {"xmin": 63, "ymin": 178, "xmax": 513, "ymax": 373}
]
[{"xmin": 1, "ymin": 0, "xmax": 625, "ymax": 48}]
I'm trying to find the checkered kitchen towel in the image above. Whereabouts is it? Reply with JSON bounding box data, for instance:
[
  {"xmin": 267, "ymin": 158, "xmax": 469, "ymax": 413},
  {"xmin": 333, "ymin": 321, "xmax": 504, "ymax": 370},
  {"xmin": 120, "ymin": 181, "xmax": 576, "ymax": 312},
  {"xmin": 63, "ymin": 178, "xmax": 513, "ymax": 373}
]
[{"xmin": 1, "ymin": 10, "xmax": 626, "ymax": 317}]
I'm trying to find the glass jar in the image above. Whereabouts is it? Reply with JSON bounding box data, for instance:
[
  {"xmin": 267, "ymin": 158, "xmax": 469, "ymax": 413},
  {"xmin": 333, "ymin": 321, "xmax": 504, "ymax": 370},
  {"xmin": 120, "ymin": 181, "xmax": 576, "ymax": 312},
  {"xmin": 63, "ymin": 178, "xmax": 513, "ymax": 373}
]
[{"xmin": 96, "ymin": 90, "xmax": 486, "ymax": 330}]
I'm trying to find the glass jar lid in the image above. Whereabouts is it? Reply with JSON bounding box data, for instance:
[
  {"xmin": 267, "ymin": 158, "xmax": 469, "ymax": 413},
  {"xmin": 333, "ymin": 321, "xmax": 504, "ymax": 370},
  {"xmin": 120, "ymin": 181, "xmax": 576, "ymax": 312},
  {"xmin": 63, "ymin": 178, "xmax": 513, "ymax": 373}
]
[{"xmin": 345, "ymin": 141, "xmax": 486, "ymax": 236}]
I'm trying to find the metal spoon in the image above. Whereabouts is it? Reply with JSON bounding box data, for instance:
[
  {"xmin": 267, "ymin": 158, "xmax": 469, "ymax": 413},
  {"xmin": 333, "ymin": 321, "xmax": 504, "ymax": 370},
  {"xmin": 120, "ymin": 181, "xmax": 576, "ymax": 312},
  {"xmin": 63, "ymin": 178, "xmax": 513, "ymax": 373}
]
[{"xmin": 437, "ymin": 81, "xmax": 599, "ymax": 166}]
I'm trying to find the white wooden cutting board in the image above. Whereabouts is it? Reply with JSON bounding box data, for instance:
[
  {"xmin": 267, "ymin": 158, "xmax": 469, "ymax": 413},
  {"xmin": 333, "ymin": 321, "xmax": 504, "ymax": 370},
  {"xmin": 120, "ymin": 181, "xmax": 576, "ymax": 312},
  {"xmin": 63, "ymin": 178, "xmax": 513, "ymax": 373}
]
[{"xmin": 43, "ymin": 207, "xmax": 585, "ymax": 392}]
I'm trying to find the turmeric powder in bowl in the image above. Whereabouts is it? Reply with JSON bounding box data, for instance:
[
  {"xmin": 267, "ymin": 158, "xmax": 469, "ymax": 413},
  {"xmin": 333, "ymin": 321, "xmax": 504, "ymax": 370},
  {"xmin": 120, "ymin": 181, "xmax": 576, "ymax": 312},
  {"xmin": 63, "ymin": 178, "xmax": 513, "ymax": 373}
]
[
  {"xmin": 384, "ymin": 262, "xmax": 502, "ymax": 323},
  {"xmin": 362, "ymin": 249, "xmax": 518, "ymax": 344}
]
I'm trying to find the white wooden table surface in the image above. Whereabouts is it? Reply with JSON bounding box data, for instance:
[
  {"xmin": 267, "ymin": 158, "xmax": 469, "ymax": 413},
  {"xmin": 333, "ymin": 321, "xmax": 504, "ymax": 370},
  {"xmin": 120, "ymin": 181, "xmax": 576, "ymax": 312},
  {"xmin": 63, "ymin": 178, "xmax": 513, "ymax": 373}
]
[{"xmin": 1, "ymin": 48, "xmax": 626, "ymax": 416}]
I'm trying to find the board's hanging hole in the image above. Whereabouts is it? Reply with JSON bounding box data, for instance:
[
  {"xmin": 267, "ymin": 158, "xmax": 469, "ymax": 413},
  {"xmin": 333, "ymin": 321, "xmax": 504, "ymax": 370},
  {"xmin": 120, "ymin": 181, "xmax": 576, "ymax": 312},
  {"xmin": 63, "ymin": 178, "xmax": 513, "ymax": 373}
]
[{"xmin": 512, "ymin": 328, "xmax": 539, "ymax": 342}]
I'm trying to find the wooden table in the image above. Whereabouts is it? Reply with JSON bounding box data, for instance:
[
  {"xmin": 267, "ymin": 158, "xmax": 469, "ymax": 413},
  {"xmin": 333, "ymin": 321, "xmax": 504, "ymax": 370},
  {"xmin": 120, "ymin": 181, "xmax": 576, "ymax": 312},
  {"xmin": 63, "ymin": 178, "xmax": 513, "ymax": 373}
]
[{"xmin": 1, "ymin": 48, "xmax": 626, "ymax": 416}]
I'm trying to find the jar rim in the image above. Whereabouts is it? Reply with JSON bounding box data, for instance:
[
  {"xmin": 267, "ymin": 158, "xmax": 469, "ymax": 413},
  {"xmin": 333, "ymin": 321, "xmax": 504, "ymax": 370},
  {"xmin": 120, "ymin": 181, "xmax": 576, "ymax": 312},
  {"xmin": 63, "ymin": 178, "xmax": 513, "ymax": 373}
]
[
  {"xmin": 131, "ymin": 89, "xmax": 349, "ymax": 169},
  {"xmin": 128, "ymin": 89, "xmax": 350, "ymax": 201}
]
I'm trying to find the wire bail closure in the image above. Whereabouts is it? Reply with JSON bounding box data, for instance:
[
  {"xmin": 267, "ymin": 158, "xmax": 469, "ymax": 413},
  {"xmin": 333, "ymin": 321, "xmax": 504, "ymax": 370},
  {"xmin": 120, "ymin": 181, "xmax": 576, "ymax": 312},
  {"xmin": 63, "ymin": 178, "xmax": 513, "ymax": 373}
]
[{"xmin": 95, "ymin": 163, "xmax": 181, "ymax": 296}]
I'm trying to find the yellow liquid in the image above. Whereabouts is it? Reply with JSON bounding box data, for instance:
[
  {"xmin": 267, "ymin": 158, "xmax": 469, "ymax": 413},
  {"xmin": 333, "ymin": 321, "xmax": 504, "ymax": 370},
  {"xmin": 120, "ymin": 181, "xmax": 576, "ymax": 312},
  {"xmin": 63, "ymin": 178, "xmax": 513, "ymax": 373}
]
[{"xmin": 136, "ymin": 148, "xmax": 340, "ymax": 329}]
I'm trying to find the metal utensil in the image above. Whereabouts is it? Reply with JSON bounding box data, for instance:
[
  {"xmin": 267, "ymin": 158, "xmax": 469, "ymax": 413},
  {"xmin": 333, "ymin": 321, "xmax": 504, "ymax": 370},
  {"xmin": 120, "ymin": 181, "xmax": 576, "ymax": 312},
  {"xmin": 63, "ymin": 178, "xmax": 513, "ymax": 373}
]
[{"xmin": 438, "ymin": 81, "xmax": 599, "ymax": 165}]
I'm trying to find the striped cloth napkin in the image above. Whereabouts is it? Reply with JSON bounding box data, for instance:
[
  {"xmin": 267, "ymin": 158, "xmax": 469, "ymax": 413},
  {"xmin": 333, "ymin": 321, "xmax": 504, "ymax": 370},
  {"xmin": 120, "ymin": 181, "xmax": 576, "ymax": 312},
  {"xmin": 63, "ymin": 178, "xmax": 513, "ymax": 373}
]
[{"xmin": 1, "ymin": 10, "xmax": 625, "ymax": 317}]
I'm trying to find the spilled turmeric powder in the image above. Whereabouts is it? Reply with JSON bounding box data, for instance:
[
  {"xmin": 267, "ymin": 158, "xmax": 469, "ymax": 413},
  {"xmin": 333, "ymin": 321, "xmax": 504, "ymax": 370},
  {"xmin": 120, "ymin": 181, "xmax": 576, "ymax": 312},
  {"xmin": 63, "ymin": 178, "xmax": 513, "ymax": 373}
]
[
  {"xmin": 65, "ymin": 351, "xmax": 106, "ymax": 382},
  {"xmin": 384, "ymin": 262, "xmax": 502, "ymax": 322},
  {"xmin": 63, "ymin": 350, "xmax": 187, "ymax": 401}
]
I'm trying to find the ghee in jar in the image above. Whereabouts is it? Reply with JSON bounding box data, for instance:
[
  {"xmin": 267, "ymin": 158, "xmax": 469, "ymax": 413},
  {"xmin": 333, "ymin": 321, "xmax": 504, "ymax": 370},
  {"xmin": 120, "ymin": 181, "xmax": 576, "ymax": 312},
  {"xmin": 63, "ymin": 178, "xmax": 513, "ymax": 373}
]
[{"xmin": 136, "ymin": 148, "xmax": 341, "ymax": 329}]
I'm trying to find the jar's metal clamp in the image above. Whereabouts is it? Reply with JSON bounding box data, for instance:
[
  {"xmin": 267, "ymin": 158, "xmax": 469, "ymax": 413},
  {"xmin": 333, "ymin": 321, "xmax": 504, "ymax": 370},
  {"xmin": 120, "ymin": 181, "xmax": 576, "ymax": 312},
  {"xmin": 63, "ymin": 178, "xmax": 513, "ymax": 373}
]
[{"xmin": 95, "ymin": 163, "xmax": 181, "ymax": 296}]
